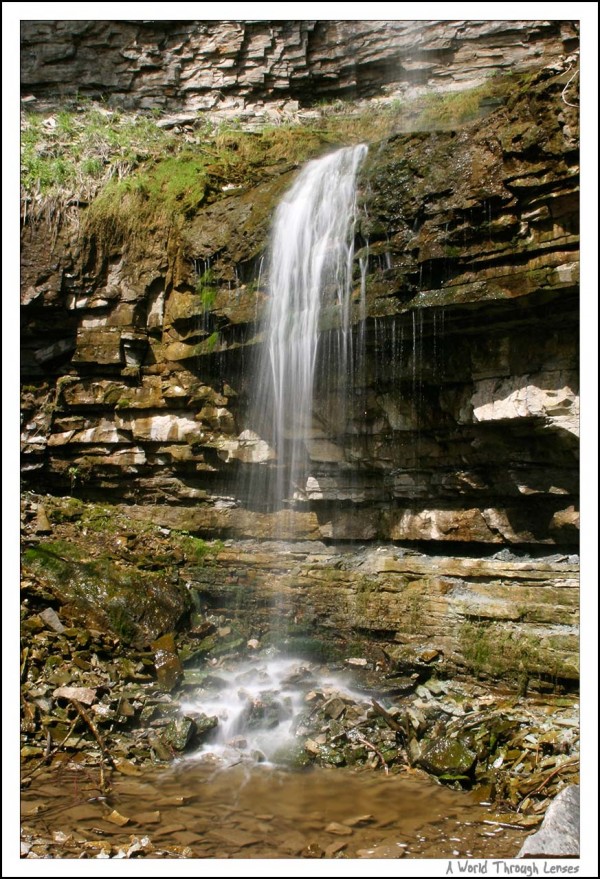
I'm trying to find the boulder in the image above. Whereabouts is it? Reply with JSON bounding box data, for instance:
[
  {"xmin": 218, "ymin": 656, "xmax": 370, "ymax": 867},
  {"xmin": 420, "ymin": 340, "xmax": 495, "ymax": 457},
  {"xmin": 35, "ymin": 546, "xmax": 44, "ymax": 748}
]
[{"xmin": 517, "ymin": 785, "xmax": 579, "ymax": 858}]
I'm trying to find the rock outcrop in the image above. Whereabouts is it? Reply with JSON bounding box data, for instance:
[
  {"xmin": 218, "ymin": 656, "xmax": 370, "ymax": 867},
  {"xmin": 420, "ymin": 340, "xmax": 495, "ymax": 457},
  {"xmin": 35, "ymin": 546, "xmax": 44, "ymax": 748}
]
[
  {"xmin": 20, "ymin": 494, "xmax": 579, "ymax": 686},
  {"xmin": 21, "ymin": 20, "xmax": 578, "ymax": 115}
]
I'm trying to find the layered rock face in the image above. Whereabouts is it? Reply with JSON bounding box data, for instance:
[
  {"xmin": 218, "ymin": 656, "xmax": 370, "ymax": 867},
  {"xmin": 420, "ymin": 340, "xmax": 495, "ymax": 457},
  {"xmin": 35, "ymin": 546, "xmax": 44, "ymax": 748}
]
[
  {"xmin": 21, "ymin": 61, "xmax": 579, "ymax": 549},
  {"xmin": 20, "ymin": 24, "xmax": 579, "ymax": 685},
  {"xmin": 21, "ymin": 19, "xmax": 578, "ymax": 115}
]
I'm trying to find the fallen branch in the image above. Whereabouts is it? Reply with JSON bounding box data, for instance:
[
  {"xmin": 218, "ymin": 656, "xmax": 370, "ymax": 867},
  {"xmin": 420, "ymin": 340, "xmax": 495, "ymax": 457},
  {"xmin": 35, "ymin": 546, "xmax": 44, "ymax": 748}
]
[
  {"xmin": 517, "ymin": 756, "xmax": 580, "ymax": 810},
  {"xmin": 355, "ymin": 732, "xmax": 389, "ymax": 775},
  {"xmin": 370, "ymin": 699, "xmax": 403, "ymax": 733}
]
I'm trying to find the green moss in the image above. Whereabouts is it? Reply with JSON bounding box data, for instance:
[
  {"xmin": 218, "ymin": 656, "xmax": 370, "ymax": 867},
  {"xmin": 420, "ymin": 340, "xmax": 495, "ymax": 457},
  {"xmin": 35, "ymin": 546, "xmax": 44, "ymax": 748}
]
[
  {"xmin": 203, "ymin": 331, "xmax": 220, "ymax": 353},
  {"xmin": 174, "ymin": 533, "xmax": 224, "ymax": 565},
  {"xmin": 413, "ymin": 74, "xmax": 516, "ymax": 129},
  {"xmin": 459, "ymin": 621, "xmax": 542, "ymax": 680},
  {"xmin": 47, "ymin": 497, "xmax": 85, "ymax": 524},
  {"xmin": 22, "ymin": 538, "xmax": 189, "ymax": 644}
]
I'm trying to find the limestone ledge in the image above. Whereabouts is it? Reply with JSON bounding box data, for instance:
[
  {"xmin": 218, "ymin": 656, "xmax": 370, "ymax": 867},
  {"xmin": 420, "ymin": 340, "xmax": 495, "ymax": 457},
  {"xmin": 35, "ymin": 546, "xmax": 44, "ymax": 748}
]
[
  {"xmin": 118, "ymin": 502, "xmax": 579, "ymax": 546},
  {"xmin": 158, "ymin": 532, "xmax": 578, "ymax": 683}
]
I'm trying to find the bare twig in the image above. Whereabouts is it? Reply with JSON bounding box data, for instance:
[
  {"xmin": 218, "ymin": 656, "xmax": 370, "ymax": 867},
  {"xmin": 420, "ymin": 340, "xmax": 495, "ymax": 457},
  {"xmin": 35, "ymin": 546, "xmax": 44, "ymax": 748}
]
[
  {"xmin": 21, "ymin": 716, "xmax": 80, "ymax": 783},
  {"xmin": 20, "ymin": 648, "xmax": 29, "ymax": 684},
  {"xmin": 517, "ymin": 756, "xmax": 580, "ymax": 809},
  {"xmin": 355, "ymin": 732, "xmax": 389, "ymax": 775},
  {"xmin": 70, "ymin": 698, "xmax": 116, "ymax": 793}
]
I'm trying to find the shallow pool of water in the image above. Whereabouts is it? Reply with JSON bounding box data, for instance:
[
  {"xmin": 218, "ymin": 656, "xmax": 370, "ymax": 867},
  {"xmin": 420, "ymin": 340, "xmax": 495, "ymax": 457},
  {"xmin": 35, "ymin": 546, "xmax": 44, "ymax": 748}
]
[{"xmin": 21, "ymin": 760, "xmax": 528, "ymax": 859}]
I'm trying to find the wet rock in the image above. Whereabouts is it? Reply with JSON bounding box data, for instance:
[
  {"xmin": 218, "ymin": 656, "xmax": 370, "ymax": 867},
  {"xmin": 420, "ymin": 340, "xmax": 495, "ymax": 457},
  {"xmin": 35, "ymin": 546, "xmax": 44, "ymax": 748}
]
[
  {"xmin": 35, "ymin": 506, "xmax": 52, "ymax": 534},
  {"xmin": 304, "ymin": 739, "xmax": 321, "ymax": 756},
  {"xmin": 23, "ymin": 537, "xmax": 191, "ymax": 645},
  {"xmin": 162, "ymin": 717, "xmax": 197, "ymax": 752},
  {"xmin": 318, "ymin": 745, "xmax": 346, "ymax": 767},
  {"xmin": 417, "ymin": 736, "xmax": 477, "ymax": 778},
  {"xmin": 301, "ymin": 842, "xmax": 325, "ymax": 858},
  {"xmin": 271, "ymin": 740, "xmax": 313, "ymax": 769},
  {"xmin": 424, "ymin": 678, "xmax": 447, "ymax": 696},
  {"xmin": 281, "ymin": 666, "xmax": 316, "ymax": 687},
  {"xmin": 52, "ymin": 685, "xmax": 96, "ymax": 705},
  {"xmin": 322, "ymin": 697, "xmax": 346, "ymax": 720},
  {"xmin": 193, "ymin": 713, "xmax": 218, "ymax": 741},
  {"xmin": 356, "ymin": 842, "xmax": 407, "ymax": 858},
  {"xmin": 152, "ymin": 634, "xmax": 183, "ymax": 692},
  {"xmin": 325, "ymin": 822, "xmax": 353, "ymax": 836},
  {"xmin": 517, "ymin": 785, "xmax": 580, "ymax": 858},
  {"xmin": 105, "ymin": 809, "xmax": 130, "ymax": 827},
  {"xmin": 418, "ymin": 649, "xmax": 442, "ymax": 664},
  {"xmin": 238, "ymin": 694, "xmax": 288, "ymax": 730}
]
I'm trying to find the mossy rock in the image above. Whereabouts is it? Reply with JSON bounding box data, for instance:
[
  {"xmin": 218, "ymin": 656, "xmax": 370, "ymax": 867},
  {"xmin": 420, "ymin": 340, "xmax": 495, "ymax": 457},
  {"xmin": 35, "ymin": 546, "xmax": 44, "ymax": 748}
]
[
  {"xmin": 417, "ymin": 736, "xmax": 477, "ymax": 778},
  {"xmin": 22, "ymin": 541, "xmax": 190, "ymax": 646}
]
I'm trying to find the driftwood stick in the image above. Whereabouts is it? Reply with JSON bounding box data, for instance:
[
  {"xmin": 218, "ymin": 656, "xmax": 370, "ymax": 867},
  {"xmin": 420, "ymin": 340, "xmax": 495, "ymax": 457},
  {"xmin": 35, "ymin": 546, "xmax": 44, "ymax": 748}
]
[{"xmin": 482, "ymin": 820, "xmax": 529, "ymax": 831}]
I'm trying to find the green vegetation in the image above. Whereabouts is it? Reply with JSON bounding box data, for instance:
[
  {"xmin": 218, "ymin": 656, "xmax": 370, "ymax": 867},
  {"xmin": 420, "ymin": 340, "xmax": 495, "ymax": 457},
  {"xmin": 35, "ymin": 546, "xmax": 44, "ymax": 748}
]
[
  {"xmin": 21, "ymin": 73, "xmax": 523, "ymax": 245},
  {"xmin": 202, "ymin": 331, "xmax": 220, "ymax": 353},
  {"xmin": 411, "ymin": 75, "xmax": 514, "ymax": 129},
  {"xmin": 20, "ymin": 99, "xmax": 406, "ymax": 234},
  {"xmin": 21, "ymin": 106, "xmax": 179, "ymax": 204},
  {"xmin": 195, "ymin": 268, "xmax": 218, "ymax": 311},
  {"xmin": 176, "ymin": 534, "xmax": 224, "ymax": 564},
  {"xmin": 22, "ymin": 538, "xmax": 189, "ymax": 644}
]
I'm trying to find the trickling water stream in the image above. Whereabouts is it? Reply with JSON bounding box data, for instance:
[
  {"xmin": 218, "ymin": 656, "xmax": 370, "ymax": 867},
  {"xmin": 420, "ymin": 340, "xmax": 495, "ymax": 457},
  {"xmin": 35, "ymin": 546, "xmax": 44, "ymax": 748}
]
[{"xmin": 181, "ymin": 656, "xmax": 365, "ymax": 765}]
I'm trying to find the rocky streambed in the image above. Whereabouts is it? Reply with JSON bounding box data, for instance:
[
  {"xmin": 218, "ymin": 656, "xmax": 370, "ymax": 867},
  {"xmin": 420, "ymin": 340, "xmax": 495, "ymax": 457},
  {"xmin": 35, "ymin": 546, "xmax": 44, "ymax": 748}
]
[{"xmin": 20, "ymin": 493, "xmax": 579, "ymax": 860}]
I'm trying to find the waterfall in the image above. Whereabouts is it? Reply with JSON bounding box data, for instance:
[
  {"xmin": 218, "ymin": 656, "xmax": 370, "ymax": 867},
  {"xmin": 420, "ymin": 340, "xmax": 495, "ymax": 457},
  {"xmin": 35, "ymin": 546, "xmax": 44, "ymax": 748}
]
[{"xmin": 248, "ymin": 144, "xmax": 368, "ymax": 511}]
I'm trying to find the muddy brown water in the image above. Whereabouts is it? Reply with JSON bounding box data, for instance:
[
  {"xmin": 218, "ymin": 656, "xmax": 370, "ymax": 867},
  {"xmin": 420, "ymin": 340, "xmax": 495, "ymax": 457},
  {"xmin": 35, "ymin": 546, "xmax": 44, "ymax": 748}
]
[{"xmin": 22, "ymin": 759, "xmax": 528, "ymax": 859}]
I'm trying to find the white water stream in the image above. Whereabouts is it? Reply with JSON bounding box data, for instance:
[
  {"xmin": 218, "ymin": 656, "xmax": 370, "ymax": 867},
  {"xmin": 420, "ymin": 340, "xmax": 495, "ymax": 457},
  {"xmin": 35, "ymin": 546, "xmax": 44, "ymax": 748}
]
[{"xmin": 250, "ymin": 144, "xmax": 368, "ymax": 509}]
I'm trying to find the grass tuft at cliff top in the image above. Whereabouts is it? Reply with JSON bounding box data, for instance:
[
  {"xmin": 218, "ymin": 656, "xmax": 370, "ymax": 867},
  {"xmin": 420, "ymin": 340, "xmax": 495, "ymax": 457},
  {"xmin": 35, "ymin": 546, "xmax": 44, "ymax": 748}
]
[{"xmin": 20, "ymin": 74, "xmax": 522, "ymax": 239}]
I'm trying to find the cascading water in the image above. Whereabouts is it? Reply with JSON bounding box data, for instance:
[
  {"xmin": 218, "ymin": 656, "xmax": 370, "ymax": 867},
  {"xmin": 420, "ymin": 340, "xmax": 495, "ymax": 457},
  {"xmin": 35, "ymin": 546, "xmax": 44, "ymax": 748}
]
[
  {"xmin": 248, "ymin": 143, "xmax": 368, "ymax": 511},
  {"xmin": 182, "ymin": 657, "xmax": 368, "ymax": 765}
]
